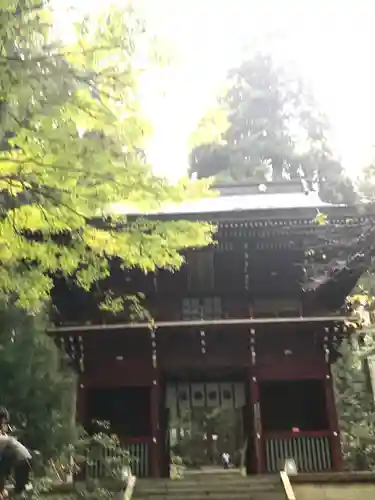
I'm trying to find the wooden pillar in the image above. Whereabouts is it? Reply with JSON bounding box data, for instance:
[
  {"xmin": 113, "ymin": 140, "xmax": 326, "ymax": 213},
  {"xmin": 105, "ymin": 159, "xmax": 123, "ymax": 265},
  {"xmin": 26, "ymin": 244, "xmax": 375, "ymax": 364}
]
[
  {"xmin": 323, "ymin": 336, "xmax": 343, "ymax": 471},
  {"xmin": 76, "ymin": 378, "xmax": 86, "ymax": 425},
  {"xmin": 150, "ymin": 326, "xmax": 161, "ymax": 477},
  {"xmin": 249, "ymin": 372, "xmax": 264, "ymax": 473},
  {"xmin": 249, "ymin": 327, "xmax": 264, "ymax": 473},
  {"xmin": 324, "ymin": 369, "xmax": 342, "ymax": 471},
  {"xmin": 75, "ymin": 379, "xmax": 87, "ymax": 481}
]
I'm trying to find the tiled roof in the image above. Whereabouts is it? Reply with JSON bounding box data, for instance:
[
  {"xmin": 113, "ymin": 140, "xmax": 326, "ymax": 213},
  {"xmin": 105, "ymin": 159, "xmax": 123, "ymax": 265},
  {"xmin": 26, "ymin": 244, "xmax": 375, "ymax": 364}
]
[{"xmin": 109, "ymin": 190, "xmax": 335, "ymax": 216}]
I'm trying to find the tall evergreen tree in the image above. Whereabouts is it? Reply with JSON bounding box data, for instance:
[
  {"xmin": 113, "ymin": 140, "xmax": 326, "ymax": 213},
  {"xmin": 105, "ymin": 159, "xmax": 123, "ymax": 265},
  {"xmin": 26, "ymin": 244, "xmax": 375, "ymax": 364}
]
[
  {"xmin": 190, "ymin": 53, "xmax": 356, "ymax": 204},
  {"xmin": 357, "ymin": 160, "xmax": 375, "ymax": 201}
]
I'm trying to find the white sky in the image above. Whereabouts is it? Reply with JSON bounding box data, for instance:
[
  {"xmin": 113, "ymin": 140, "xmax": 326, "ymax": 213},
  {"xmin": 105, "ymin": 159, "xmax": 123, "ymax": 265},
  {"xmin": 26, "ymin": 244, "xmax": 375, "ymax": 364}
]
[{"xmin": 57, "ymin": 0, "xmax": 375, "ymax": 181}]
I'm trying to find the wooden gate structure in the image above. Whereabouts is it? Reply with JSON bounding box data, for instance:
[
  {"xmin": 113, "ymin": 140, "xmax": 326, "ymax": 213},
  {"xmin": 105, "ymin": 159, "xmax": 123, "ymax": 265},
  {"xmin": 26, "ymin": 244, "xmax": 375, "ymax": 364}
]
[{"xmin": 49, "ymin": 181, "xmax": 375, "ymax": 477}]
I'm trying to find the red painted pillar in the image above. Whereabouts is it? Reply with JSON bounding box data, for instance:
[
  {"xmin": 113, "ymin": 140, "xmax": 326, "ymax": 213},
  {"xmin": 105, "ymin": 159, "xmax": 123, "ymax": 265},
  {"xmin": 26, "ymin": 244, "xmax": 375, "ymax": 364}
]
[
  {"xmin": 150, "ymin": 380, "xmax": 161, "ymax": 477},
  {"xmin": 324, "ymin": 367, "xmax": 343, "ymax": 471},
  {"xmin": 75, "ymin": 379, "xmax": 87, "ymax": 481},
  {"xmin": 323, "ymin": 337, "xmax": 343, "ymax": 471},
  {"xmin": 150, "ymin": 327, "xmax": 161, "ymax": 477},
  {"xmin": 249, "ymin": 371, "xmax": 264, "ymax": 473},
  {"xmin": 76, "ymin": 378, "xmax": 86, "ymax": 425},
  {"xmin": 249, "ymin": 327, "xmax": 264, "ymax": 473}
]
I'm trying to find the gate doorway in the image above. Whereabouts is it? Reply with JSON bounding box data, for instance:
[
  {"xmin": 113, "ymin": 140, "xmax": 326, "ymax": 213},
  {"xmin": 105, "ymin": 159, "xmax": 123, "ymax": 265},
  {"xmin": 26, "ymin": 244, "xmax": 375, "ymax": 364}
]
[
  {"xmin": 85, "ymin": 387, "xmax": 151, "ymax": 477},
  {"xmin": 165, "ymin": 380, "xmax": 246, "ymax": 469}
]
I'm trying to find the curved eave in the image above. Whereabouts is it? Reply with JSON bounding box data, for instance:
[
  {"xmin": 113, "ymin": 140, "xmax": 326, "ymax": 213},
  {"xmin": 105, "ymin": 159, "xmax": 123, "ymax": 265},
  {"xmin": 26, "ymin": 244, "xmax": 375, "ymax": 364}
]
[{"xmin": 121, "ymin": 203, "xmax": 375, "ymax": 224}]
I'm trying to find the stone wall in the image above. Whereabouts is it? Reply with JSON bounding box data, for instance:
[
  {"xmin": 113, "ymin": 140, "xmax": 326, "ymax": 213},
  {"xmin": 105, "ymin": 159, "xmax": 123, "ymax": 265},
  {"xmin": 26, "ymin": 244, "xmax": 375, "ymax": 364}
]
[
  {"xmin": 293, "ymin": 483, "xmax": 375, "ymax": 500},
  {"xmin": 290, "ymin": 472, "xmax": 375, "ymax": 500}
]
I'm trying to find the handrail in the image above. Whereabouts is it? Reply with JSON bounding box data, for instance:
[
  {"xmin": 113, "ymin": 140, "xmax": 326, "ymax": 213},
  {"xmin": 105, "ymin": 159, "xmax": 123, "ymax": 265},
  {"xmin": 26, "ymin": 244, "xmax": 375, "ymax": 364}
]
[{"xmin": 280, "ymin": 470, "xmax": 296, "ymax": 500}]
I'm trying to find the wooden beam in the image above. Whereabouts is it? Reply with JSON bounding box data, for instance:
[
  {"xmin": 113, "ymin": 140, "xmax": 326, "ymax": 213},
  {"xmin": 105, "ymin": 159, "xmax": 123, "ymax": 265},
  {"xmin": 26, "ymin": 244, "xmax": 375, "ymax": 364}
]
[{"xmin": 48, "ymin": 315, "xmax": 353, "ymax": 334}]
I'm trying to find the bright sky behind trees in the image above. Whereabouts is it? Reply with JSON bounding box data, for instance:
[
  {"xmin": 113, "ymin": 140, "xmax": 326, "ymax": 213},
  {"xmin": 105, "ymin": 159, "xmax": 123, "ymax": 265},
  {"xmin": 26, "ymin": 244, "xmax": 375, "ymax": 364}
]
[{"xmin": 55, "ymin": 0, "xmax": 375, "ymax": 181}]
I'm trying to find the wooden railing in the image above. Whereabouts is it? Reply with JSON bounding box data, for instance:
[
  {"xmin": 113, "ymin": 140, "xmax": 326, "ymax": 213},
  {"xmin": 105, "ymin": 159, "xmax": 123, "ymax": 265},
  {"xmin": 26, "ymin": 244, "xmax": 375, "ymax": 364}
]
[
  {"xmin": 126, "ymin": 438, "xmax": 150, "ymax": 478},
  {"xmin": 85, "ymin": 437, "xmax": 150, "ymax": 479},
  {"xmin": 265, "ymin": 431, "xmax": 332, "ymax": 473}
]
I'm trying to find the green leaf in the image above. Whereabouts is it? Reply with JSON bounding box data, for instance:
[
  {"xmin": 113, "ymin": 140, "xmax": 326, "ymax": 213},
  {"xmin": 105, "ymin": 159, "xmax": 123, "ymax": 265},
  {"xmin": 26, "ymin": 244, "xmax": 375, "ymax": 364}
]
[
  {"xmin": 0, "ymin": 2, "xmax": 213, "ymax": 311},
  {"xmin": 315, "ymin": 211, "xmax": 328, "ymax": 225}
]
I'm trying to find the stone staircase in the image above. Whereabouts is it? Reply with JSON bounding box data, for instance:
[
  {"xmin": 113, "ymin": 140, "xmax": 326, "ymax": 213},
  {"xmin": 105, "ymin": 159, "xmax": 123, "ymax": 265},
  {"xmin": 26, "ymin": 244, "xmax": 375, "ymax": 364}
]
[{"xmin": 133, "ymin": 471, "xmax": 285, "ymax": 500}]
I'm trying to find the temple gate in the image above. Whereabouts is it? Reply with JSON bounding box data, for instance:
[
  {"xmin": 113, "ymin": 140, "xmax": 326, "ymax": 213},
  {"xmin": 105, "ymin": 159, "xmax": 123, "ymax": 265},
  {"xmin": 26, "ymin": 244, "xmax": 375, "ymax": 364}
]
[{"xmin": 49, "ymin": 181, "xmax": 375, "ymax": 477}]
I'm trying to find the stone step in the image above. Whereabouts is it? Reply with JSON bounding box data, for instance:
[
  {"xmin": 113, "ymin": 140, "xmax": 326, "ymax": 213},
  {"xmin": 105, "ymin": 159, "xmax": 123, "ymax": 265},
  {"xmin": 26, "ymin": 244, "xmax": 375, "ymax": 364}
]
[
  {"xmin": 133, "ymin": 475, "xmax": 284, "ymax": 500},
  {"xmin": 137, "ymin": 474, "xmax": 278, "ymax": 485},
  {"xmin": 136, "ymin": 481, "xmax": 280, "ymax": 490},
  {"xmin": 136, "ymin": 478, "xmax": 280, "ymax": 490},
  {"xmin": 134, "ymin": 493, "xmax": 283, "ymax": 500},
  {"xmin": 135, "ymin": 487, "xmax": 279, "ymax": 496}
]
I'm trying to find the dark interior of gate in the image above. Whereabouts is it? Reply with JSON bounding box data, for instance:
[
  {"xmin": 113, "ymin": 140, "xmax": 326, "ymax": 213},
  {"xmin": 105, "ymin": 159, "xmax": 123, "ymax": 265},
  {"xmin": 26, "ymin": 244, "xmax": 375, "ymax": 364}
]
[{"xmin": 50, "ymin": 182, "xmax": 375, "ymax": 477}]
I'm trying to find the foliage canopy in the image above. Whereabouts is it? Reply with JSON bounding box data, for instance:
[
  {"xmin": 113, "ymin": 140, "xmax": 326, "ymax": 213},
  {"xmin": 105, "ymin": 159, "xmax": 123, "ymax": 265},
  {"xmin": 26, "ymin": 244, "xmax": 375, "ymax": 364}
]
[
  {"xmin": 333, "ymin": 338, "xmax": 375, "ymax": 470},
  {"xmin": 0, "ymin": 304, "xmax": 75, "ymax": 462},
  {"xmin": 0, "ymin": 1, "xmax": 212, "ymax": 311}
]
